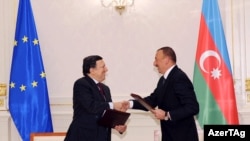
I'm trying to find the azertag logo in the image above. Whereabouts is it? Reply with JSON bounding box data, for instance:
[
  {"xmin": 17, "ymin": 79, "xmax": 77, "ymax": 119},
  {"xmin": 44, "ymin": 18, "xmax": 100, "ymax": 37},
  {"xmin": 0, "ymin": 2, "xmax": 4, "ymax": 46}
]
[{"xmin": 199, "ymin": 50, "xmax": 222, "ymax": 79}]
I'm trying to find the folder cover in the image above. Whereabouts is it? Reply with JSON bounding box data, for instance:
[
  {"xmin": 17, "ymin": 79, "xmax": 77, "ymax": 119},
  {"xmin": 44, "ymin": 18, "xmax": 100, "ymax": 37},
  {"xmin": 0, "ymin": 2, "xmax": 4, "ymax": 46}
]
[
  {"xmin": 131, "ymin": 93, "xmax": 155, "ymax": 113},
  {"xmin": 98, "ymin": 109, "xmax": 130, "ymax": 128}
]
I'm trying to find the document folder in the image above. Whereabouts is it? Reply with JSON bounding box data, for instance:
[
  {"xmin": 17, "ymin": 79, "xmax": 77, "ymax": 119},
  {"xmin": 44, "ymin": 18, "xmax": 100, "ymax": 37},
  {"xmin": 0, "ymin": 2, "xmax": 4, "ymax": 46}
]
[
  {"xmin": 131, "ymin": 93, "xmax": 155, "ymax": 113},
  {"xmin": 98, "ymin": 109, "xmax": 130, "ymax": 128}
]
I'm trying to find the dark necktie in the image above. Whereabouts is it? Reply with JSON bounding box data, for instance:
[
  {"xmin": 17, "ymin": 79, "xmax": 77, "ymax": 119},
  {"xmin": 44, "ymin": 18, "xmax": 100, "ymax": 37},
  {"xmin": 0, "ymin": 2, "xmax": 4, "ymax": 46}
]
[
  {"xmin": 160, "ymin": 76, "xmax": 165, "ymax": 86},
  {"xmin": 97, "ymin": 83, "xmax": 106, "ymax": 101}
]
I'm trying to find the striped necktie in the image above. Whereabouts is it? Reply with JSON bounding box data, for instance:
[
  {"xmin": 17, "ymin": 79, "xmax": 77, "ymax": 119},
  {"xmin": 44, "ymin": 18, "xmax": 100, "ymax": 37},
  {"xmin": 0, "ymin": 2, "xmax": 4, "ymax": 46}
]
[{"xmin": 97, "ymin": 83, "xmax": 106, "ymax": 100}]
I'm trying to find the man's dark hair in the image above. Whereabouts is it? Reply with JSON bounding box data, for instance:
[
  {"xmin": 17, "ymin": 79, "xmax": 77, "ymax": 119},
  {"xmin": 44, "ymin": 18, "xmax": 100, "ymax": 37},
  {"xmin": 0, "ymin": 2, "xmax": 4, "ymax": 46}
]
[
  {"xmin": 82, "ymin": 55, "xmax": 103, "ymax": 76},
  {"xmin": 159, "ymin": 46, "xmax": 177, "ymax": 63}
]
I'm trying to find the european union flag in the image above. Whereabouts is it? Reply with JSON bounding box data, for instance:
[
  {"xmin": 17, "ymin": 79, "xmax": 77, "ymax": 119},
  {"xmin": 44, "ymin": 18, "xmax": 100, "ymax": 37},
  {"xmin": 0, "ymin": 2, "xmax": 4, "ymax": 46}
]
[{"xmin": 9, "ymin": 0, "xmax": 53, "ymax": 140}]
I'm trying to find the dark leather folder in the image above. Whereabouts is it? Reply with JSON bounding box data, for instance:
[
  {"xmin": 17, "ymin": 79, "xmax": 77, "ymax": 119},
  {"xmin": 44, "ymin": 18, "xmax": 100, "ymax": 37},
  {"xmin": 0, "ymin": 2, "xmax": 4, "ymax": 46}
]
[
  {"xmin": 131, "ymin": 93, "xmax": 155, "ymax": 113},
  {"xmin": 98, "ymin": 109, "xmax": 130, "ymax": 128}
]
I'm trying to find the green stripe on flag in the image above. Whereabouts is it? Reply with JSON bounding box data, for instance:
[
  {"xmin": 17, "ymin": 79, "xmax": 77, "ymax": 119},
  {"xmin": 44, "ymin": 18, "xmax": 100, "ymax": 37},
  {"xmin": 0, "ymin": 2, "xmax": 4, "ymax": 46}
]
[{"xmin": 193, "ymin": 63, "xmax": 227, "ymax": 128}]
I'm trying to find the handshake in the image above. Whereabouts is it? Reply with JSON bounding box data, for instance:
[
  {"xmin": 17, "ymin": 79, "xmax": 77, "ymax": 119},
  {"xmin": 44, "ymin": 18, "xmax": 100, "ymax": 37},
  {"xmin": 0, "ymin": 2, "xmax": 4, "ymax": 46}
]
[{"xmin": 113, "ymin": 101, "xmax": 130, "ymax": 112}]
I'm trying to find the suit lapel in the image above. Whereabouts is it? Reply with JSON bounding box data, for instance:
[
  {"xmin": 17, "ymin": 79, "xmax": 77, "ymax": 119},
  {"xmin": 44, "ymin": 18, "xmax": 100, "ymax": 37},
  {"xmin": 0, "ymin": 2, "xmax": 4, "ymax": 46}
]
[
  {"xmin": 85, "ymin": 76, "xmax": 107, "ymax": 101},
  {"xmin": 158, "ymin": 66, "xmax": 178, "ymax": 106}
]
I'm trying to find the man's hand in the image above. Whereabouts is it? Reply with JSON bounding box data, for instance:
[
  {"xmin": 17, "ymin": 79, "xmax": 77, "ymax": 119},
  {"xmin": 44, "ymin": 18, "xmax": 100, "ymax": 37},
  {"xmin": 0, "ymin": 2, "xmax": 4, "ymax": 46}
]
[
  {"xmin": 121, "ymin": 101, "xmax": 130, "ymax": 111},
  {"xmin": 114, "ymin": 125, "xmax": 127, "ymax": 134},
  {"xmin": 114, "ymin": 101, "xmax": 129, "ymax": 112},
  {"xmin": 152, "ymin": 109, "xmax": 167, "ymax": 120}
]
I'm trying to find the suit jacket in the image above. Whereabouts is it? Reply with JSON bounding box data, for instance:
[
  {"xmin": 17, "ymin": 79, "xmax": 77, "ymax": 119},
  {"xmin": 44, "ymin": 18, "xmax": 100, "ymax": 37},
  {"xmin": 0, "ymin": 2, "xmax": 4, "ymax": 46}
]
[
  {"xmin": 133, "ymin": 65, "xmax": 199, "ymax": 141},
  {"xmin": 64, "ymin": 76, "xmax": 112, "ymax": 141}
]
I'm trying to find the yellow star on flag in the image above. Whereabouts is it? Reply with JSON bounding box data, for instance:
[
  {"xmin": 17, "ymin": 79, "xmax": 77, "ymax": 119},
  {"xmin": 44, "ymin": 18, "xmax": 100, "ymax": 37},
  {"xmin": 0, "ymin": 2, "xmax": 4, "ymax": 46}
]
[
  {"xmin": 22, "ymin": 35, "xmax": 28, "ymax": 43},
  {"xmin": 14, "ymin": 40, "xmax": 18, "ymax": 46},
  {"xmin": 20, "ymin": 84, "xmax": 26, "ymax": 91},
  {"xmin": 31, "ymin": 81, "xmax": 38, "ymax": 87},
  {"xmin": 40, "ymin": 72, "xmax": 46, "ymax": 78},
  {"xmin": 33, "ymin": 39, "xmax": 39, "ymax": 45},
  {"xmin": 10, "ymin": 82, "xmax": 15, "ymax": 88}
]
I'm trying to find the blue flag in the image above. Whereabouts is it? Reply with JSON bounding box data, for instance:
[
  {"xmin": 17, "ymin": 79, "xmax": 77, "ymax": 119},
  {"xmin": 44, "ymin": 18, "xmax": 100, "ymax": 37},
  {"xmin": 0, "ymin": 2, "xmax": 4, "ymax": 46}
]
[{"xmin": 9, "ymin": 0, "xmax": 53, "ymax": 140}]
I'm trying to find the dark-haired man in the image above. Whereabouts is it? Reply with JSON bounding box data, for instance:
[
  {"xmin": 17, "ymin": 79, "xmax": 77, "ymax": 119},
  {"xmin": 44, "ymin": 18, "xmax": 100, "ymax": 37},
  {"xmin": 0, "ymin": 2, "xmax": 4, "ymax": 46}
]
[
  {"xmin": 126, "ymin": 47, "xmax": 199, "ymax": 141},
  {"xmin": 64, "ymin": 55, "xmax": 127, "ymax": 141}
]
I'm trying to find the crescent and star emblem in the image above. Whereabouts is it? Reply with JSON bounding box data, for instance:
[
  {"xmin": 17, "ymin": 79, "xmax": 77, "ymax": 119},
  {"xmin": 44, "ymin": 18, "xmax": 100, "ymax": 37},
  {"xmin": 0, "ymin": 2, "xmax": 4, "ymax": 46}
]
[{"xmin": 199, "ymin": 50, "xmax": 222, "ymax": 79}]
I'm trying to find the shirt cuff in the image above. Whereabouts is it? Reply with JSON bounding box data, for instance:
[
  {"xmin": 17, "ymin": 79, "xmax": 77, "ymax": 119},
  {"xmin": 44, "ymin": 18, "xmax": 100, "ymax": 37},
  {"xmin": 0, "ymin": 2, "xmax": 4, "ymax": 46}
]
[
  {"xmin": 109, "ymin": 102, "xmax": 113, "ymax": 109},
  {"xmin": 165, "ymin": 111, "xmax": 171, "ymax": 121},
  {"xmin": 129, "ymin": 100, "xmax": 134, "ymax": 108}
]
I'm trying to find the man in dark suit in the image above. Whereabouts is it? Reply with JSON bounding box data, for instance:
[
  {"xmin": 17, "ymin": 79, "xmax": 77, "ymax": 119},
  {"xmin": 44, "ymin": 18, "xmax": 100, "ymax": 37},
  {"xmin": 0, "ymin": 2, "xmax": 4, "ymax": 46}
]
[
  {"xmin": 64, "ymin": 55, "xmax": 127, "ymax": 141},
  {"xmin": 127, "ymin": 46, "xmax": 199, "ymax": 141}
]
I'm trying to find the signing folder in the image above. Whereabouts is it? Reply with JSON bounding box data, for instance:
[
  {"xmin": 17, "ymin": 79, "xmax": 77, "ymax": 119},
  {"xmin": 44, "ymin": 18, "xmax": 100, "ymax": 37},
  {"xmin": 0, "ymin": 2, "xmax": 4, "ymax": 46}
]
[
  {"xmin": 98, "ymin": 109, "xmax": 130, "ymax": 128},
  {"xmin": 131, "ymin": 93, "xmax": 155, "ymax": 113}
]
